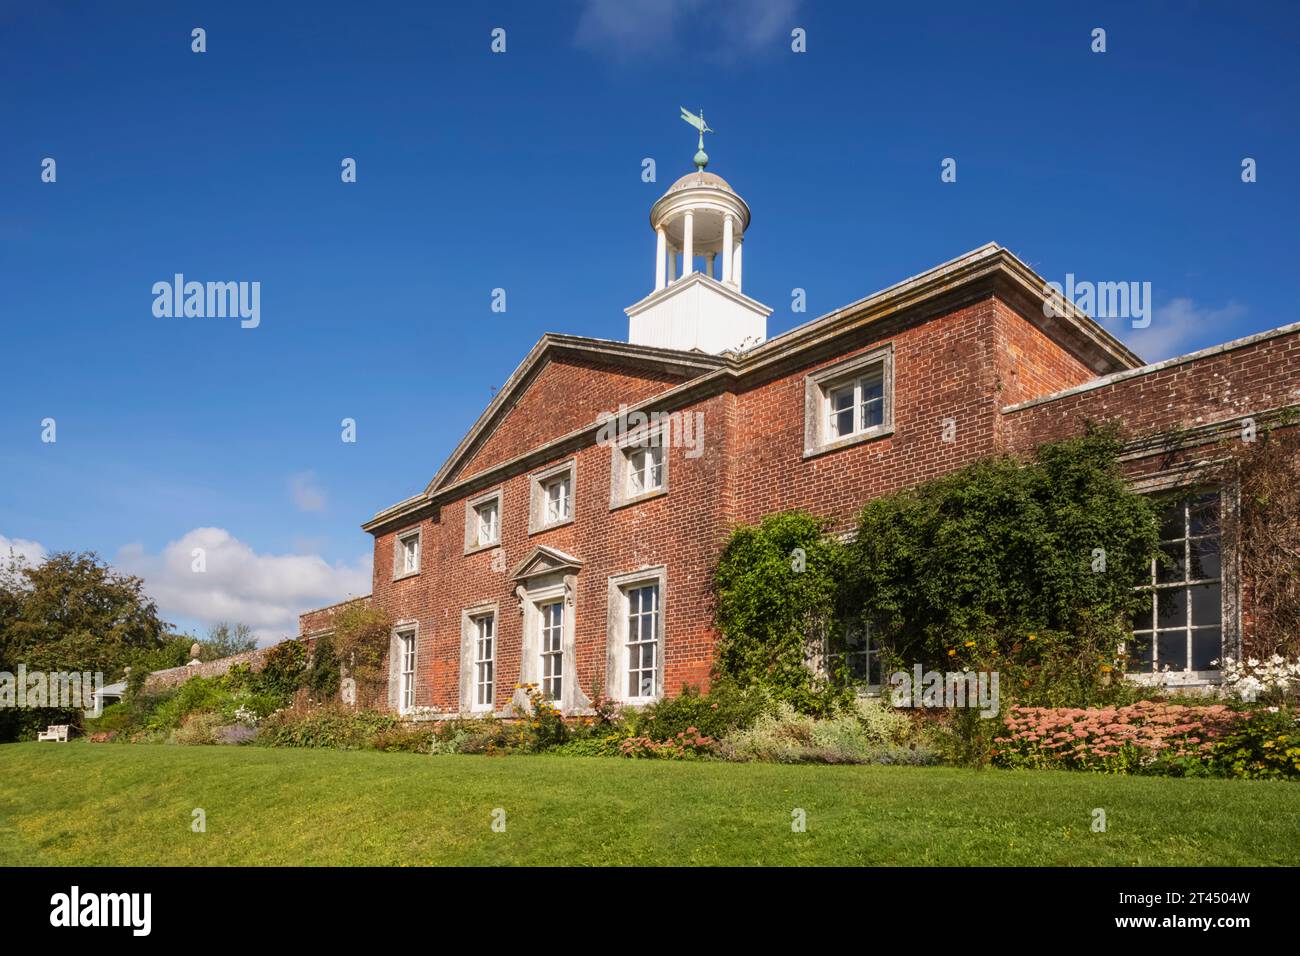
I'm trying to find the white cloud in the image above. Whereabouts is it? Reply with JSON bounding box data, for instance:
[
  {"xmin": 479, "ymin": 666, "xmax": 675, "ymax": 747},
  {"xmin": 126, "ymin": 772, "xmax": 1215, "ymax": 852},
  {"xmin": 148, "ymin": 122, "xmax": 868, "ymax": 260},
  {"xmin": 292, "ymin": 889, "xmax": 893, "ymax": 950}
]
[
  {"xmin": 115, "ymin": 528, "xmax": 371, "ymax": 645},
  {"xmin": 289, "ymin": 471, "xmax": 326, "ymax": 512},
  {"xmin": 575, "ymin": 0, "xmax": 799, "ymax": 61},
  {"xmin": 0, "ymin": 533, "xmax": 46, "ymax": 567},
  {"xmin": 1118, "ymin": 298, "xmax": 1248, "ymax": 363}
]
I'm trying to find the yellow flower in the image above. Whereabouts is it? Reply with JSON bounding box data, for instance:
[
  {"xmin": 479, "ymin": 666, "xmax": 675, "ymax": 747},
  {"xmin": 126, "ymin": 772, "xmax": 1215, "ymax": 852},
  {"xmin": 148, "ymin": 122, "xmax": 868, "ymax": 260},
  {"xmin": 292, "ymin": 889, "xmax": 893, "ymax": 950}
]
[
  {"xmin": 964, "ymin": 641, "xmax": 976, "ymax": 647},
  {"xmin": 947, "ymin": 649, "xmax": 956, "ymax": 657},
  {"xmin": 1100, "ymin": 664, "xmax": 1112, "ymax": 673},
  {"xmin": 1028, "ymin": 635, "xmax": 1037, "ymax": 642}
]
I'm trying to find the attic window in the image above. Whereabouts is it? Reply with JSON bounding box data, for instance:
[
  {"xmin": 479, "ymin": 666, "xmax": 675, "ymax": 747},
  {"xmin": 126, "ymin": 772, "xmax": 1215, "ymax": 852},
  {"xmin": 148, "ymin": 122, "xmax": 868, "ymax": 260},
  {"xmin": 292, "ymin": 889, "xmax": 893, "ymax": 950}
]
[
  {"xmin": 627, "ymin": 445, "xmax": 663, "ymax": 497},
  {"xmin": 610, "ymin": 430, "xmax": 669, "ymax": 509},
  {"xmin": 804, "ymin": 345, "xmax": 894, "ymax": 458},
  {"xmin": 393, "ymin": 527, "xmax": 421, "ymax": 580},
  {"xmin": 529, "ymin": 459, "xmax": 577, "ymax": 533},
  {"xmin": 464, "ymin": 488, "xmax": 503, "ymax": 553}
]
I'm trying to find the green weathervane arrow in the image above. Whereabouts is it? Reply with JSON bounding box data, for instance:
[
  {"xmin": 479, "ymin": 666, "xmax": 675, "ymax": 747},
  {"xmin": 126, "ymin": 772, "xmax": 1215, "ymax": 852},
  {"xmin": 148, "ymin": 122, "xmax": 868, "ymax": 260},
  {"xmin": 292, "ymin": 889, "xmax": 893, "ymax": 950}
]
[{"xmin": 680, "ymin": 107, "xmax": 714, "ymax": 171}]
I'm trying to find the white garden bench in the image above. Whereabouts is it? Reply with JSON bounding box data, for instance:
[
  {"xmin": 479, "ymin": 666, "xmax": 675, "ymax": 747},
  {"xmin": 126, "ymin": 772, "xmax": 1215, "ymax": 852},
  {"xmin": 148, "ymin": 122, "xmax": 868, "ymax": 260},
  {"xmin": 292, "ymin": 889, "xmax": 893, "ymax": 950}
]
[{"xmin": 37, "ymin": 724, "xmax": 70, "ymax": 742}]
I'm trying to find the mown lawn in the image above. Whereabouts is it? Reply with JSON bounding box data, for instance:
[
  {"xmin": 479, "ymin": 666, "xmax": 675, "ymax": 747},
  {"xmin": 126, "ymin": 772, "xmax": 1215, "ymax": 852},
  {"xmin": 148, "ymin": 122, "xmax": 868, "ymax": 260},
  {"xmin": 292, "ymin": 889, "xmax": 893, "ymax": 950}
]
[{"xmin": 1, "ymin": 742, "xmax": 1296, "ymax": 866}]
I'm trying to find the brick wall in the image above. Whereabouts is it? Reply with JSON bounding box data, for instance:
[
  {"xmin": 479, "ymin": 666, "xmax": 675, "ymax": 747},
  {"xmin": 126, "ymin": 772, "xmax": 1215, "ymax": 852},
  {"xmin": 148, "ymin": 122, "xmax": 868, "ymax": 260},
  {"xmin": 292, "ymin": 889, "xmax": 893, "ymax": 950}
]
[
  {"xmin": 355, "ymin": 297, "xmax": 1300, "ymax": 714},
  {"xmin": 456, "ymin": 356, "xmax": 689, "ymax": 483},
  {"xmin": 1000, "ymin": 325, "xmax": 1300, "ymax": 453},
  {"xmin": 731, "ymin": 298, "xmax": 1002, "ymax": 532},
  {"xmin": 371, "ymin": 390, "xmax": 733, "ymax": 712}
]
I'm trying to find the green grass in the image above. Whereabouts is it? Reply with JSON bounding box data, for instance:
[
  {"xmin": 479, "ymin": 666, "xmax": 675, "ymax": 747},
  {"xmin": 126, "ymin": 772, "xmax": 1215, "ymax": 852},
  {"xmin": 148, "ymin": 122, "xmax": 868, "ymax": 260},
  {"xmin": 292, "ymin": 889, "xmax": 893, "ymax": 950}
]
[{"xmin": 1, "ymin": 742, "xmax": 1297, "ymax": 866}]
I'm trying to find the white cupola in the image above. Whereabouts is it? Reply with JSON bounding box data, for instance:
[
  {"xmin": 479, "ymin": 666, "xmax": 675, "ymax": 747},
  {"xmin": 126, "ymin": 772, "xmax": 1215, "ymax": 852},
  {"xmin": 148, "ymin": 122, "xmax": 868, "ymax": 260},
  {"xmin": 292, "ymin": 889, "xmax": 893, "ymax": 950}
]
[{"xmin": 626, "ymin": 120, "xmax": 771, "ymax": 354}]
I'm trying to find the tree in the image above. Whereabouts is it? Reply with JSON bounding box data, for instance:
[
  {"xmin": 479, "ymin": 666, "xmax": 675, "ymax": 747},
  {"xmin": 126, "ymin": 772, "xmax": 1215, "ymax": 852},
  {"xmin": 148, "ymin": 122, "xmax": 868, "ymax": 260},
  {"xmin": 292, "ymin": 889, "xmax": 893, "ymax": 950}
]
[
  {"xmin": 0, "ymin": 550, "xmax": 169, "ymax": 741},
  {"xmin": 0, "ymin": 551, "xmax": 168, "ymax": 678},
  {"xmin": 201, "ymin": 622, "xmax": 258, "ymax": 660}
]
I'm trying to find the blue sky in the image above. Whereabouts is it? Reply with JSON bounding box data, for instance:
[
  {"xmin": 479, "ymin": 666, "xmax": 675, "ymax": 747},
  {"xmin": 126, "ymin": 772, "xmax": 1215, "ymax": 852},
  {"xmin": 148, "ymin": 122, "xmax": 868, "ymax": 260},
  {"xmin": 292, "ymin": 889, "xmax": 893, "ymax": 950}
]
[{"xmin": 2, "ymin": 1, "xmax": 1297, "ymax": 641}]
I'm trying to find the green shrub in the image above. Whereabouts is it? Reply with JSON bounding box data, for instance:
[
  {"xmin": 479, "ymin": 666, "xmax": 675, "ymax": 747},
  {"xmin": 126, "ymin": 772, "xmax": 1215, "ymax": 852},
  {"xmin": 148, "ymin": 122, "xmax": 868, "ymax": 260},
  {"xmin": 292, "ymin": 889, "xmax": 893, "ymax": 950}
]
[
  {"xmin": 1210, "ymin": 708, "xmax": 1300, "ymax": 779},
  {"xmin": 848, "ymin": 428, "xmax": 1160, "ymax": 703},
  {"xmin": 512, "ymin": 684, "xmax": 569, "ymax": 751},
  {"xmin": 256, "ymin": 704, "xmax": 397, "ymax": 749},
  {"xmin": 173, "ymin": 711, "xmax": 223, "ymax": 745},
  {"xmin": 84, "ymin": 701, "xmax": 134, "ymax": 735},
  {"xmin": 545, "ymin": 734, "xmax": 628, "ymax": 757},
  {"xmin": 429, "ymin": 717, "xmax": 510, "ymax": 754},
  {"xmin": 633, "ymin": 679, "xmax": 771, "ymax": 742},
  {"xmin": 713, "ymin": 511, "xmax": 852, "ymax": 715},
  {"xmin": 305, "ymin": 633, "xmax": 341, "ymax": 701},
  {"xmin": 256, "ymin": 639, "xmax": 308, "ymax": 698},
  {"xmin": 718, "ymin": 700, "xmax": 937, "ymax": 765},
  {"xmin": 217, "ymin": 689, "xmax": 282, "ymax": 724},
  {"xmin": 373, "ymin": 724, "xmax": 436, "ymax": 753},
  {"xmin": 143, "ymin": 677, "xmax": 230, "ymax": 733}
]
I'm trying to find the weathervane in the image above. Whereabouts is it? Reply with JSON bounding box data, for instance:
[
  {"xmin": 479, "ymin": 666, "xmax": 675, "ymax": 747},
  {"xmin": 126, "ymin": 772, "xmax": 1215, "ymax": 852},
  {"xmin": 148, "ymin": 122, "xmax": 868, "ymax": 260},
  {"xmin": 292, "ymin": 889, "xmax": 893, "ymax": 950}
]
[{"xmin": 680, "ymin": 106, "xmax": 714, "ymax": 171}]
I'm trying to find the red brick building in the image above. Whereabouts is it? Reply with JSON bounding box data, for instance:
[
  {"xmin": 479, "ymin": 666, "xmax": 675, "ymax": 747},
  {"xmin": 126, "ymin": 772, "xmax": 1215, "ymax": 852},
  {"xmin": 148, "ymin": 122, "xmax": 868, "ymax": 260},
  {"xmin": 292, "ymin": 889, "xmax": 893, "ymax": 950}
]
[{"xmin": 302, "ymin": 168, "xmax": 1300, "ymax": 716}]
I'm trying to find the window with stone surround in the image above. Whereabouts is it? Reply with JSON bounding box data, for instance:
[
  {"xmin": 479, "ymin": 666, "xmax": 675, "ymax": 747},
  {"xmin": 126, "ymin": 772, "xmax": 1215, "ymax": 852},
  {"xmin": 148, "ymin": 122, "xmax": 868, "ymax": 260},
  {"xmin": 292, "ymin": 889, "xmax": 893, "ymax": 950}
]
[
  {"xmin": 529, "ymin": 459, "xmax": 576, "ymax": 533},
  {"xmin": 464, "ymin": 488, "xmax": 502, "ymax": 553},
  {"xmin": 606, "ymin": 566, "xmax": 667, "ymax": 703},
  {"xmin": 539, "ymin": 600, "xmax": 564, "ymax": 702},
  {"xmin": 803, "ymin": 345, "xmax": 894, "ymax": 457},
  {"xmin": 397, "ymin": 628, "xmax": 416, "ymax": 714},
  {"xmin": 610, "ymin": 431, "xmax": 668, "ymax": 509},
  {"xmin": 472, "ymin": 613, "xmax": 495, "ymax": 712},
  {"xmin": 393, "ymin": 526, "xmax": 421, "ymax": 579}
]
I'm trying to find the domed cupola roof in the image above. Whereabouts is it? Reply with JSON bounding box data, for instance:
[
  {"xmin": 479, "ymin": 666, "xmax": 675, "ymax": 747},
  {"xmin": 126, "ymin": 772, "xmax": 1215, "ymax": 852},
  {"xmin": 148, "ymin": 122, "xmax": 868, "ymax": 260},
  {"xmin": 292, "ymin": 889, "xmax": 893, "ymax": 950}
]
[{"xmin": 666, "ymin": 170, "xmax": 736, "ymax": 194}]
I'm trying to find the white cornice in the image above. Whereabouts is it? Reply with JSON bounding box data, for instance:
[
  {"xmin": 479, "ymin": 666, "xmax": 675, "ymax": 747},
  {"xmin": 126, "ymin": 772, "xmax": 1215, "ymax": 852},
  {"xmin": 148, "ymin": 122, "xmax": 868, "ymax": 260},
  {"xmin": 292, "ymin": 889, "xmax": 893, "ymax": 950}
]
[{"xmin": 1001, "ymin": 320, "xmax": 1300, "ymax": 414}]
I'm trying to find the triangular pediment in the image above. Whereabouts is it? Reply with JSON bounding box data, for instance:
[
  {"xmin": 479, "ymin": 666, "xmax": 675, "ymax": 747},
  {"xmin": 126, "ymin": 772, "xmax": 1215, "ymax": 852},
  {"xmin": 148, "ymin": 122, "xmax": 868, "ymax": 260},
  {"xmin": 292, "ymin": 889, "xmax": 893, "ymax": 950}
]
[
  {"xmin": 509, "ymin": 545, "xmax": 583, "ymax": 582},
  {"xmin": 426, "ymin": 334, "xmax": 723, "ymax": 495}
]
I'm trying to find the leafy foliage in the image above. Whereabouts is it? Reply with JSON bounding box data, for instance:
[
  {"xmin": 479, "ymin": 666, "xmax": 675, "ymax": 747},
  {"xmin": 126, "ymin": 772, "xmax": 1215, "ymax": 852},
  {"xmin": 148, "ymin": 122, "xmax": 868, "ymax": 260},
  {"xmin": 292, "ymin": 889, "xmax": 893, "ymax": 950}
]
[
  {"xmin": 257, "ymin": 639, "xmax": 308, "ymax": 698},
  {"xmin": 305, "ymin": 633, "xmax": 341, "ymax": 701},
  {"xmin": 1209, "ymin": 707, "xmax": 1300, "ymax": 779},
  {"xmin": 0, "ymin": 550, "xmax": 170, "ymax": 741},
  {"xmin": 0, "ymin": 550, "xmax": 168, "ymax": 678},
  {"xmin": 847, "ymin": 428, "xmax": 1159, "ymax": 688},
  {"xmin": 330, "ymin": 603, "xmax": 391, "ymax": 705},
  {"xmin": 200, "ymin": 622, "xmax": 258, "ymax": 660},
  {"xmin": 257, "ymin": 702, "xmax": 398, "ymax": 749},
  {"xmin": 713, "ymin": 510, "xmax": 852, "ymax": 714},
  {"xmin": 711, "ymin": 430, "xmax": 1160, "ymax": 716},
  {"xmin": 717, "ymin": 700, "xmax": 936, "ymax": 765},
  {"xmin": 632, "ymin": 678, "xmax": 770, "ymax": 741}
]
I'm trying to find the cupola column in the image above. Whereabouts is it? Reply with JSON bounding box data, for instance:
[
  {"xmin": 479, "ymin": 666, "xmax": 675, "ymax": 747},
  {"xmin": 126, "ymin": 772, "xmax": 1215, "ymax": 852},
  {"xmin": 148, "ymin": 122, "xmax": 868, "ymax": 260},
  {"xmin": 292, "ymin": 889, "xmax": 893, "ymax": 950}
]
[
  {"xmin": 682, "ymin": 211, "xmax": 694, "ymax": 275},
  {"xmin": 667, "ymin": 245, "xmax": 677, "ymax": 283},
  {"xmin": 722, "ymin": 214, "xmax": 734, "ymax": 284},
  {"xmin": 733, "ymin": 236, "xmax": 743, "ymax": 292},
  {"xmin": 706, "ymin": 253, "xmax": 715, "ymax": 278},
  {"xmin": 654, "ymin": 226, "xmax": 667, "ymax": 291}
]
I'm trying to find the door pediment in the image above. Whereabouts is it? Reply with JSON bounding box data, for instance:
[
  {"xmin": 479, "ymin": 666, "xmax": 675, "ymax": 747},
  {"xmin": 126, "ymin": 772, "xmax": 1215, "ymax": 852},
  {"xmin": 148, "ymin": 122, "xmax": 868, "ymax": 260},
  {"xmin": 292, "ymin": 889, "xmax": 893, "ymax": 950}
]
[{"xmin": 509, "ymin": 545, "xmax": 583, "ymax": 583}]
